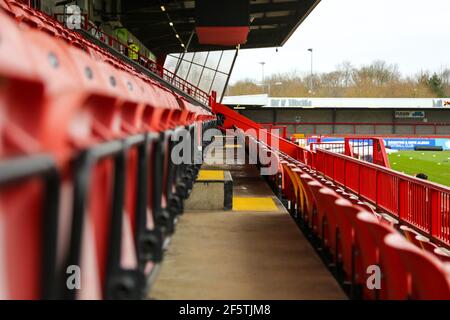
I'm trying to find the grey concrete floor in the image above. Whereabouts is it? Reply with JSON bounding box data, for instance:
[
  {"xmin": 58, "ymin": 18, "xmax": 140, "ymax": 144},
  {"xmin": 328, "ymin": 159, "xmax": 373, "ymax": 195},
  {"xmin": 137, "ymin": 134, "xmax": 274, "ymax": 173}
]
[{"xmin": 149, "ymin": 156, "xmax": 346, "ymax": 300}]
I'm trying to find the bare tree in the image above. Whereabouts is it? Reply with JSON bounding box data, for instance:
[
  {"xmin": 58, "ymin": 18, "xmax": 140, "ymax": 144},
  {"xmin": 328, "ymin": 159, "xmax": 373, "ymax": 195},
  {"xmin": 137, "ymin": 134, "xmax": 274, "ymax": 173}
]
[{"xmin": 227, "ymin": 61, "xmax": 446, "ymax": 98}]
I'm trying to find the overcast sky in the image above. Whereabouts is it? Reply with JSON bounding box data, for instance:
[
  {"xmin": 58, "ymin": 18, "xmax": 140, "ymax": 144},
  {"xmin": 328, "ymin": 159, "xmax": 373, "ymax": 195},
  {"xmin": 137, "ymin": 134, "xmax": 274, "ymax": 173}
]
[{"xmin": 229, "ymin": 0, "xmax": 450, "ymax": 84}]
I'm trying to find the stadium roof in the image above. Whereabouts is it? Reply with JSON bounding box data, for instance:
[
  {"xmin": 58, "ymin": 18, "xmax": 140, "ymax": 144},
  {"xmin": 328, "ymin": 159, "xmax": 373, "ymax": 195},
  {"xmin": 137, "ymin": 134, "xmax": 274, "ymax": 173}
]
[
  {"xmin": 120, "ymin": 0, "xmax": 321, "ymax": 56},
  {"xmin": 222, "ymin": 95, "xmax": 450, "ymax": 109}
]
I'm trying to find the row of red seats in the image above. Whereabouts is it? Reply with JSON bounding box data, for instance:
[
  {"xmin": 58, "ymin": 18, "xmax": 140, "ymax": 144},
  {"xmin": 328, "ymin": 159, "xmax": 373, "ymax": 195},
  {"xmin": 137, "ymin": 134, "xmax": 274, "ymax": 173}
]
[
  {"xmin": 239, "ymin": 131, "xmax": 450, "ymax": 299},
  {"xmin": 0, "ymin": 0, "xmax": 211, "ymax": 106},
  {"xmin": 312, "ymin": 147, "xmax": 450, "ymax": 247},
  {"xmin": 0, "ymin": 5, "xmax": 216, "ymax": 299}
]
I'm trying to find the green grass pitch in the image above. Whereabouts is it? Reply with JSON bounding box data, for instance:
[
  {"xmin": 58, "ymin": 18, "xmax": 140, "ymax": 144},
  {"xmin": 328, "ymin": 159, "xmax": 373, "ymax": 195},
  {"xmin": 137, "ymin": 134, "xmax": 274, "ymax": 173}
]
[{"xmin": 388, "ymin": 151, "xmax": 450, "ymax": 187}]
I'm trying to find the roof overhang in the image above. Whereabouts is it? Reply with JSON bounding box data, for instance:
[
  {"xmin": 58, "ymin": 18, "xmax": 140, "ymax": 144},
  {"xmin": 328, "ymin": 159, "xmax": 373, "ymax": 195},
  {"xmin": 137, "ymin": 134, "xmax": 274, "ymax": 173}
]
[{"xmin": 120, "ymin": 0, "xmax": 321, "ymax": 56}]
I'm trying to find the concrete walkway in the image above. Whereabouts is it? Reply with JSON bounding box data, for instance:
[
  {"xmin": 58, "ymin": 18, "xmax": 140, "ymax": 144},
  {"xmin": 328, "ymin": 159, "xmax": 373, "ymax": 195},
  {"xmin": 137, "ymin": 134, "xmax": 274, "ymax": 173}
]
[{"xmin": 149, "ymin": 162, "xmax": 346, "ymax": 300}]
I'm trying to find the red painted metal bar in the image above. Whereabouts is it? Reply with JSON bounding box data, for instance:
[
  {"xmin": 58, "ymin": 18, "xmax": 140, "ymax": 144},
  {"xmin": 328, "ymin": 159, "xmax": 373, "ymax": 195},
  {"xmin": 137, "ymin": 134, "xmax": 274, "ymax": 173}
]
[
  {"xmin": 305, "ymin": 134, "xmax": 450, "ymax": 139},
  {"xmin": 303, "ymin": 137, "xmax": 390, "ymax": 168},
  {"xmin": 344, "ymin": 137, "xmax": 390, "ymax": 168},
  {"xmin": 260, "ymin": 124, "xmax": 288, "ymax": 140},
  {"xmin": 212, "ymin": 100, "xmax": 311, "ymax": 164},
  {"xmin": 261, "ymin": 121, "xmax": 450, "ymax": 136},
  {"xmin": 261, "ymin": 121, "xmax": 450, "ymax": 127}
]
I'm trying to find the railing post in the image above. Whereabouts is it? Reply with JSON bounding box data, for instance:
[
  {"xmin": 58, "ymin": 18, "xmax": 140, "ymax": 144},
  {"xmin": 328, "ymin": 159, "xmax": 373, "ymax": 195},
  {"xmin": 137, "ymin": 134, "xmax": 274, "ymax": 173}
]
[
  {"xmin": 343, "ymin": 158, "xmax": 346, "ymax": 187},
  {"xmin": 344, "ymin": 138, "xmax": 350, "ymax": 156},
  {"xmin": 209, "ymin": 91, "xmax": 217, "ymax": 110},
  {"xmin": 398, "ymin": 179, "xmax": 407, "ymax": 221},
  {"xmin": 375, "ymin": 169, "xmax": 379, "ymax": 206},
  {"xmin": 357, "ymin": 161, "xmax": 361, "ymax": 196},
  {"xmin": 331, "ymin": 152, "xmax": 335, "ymax": 180},
  {"xmin": 429, "ymin": 189, "xmax": 440, "ymax": 240}
]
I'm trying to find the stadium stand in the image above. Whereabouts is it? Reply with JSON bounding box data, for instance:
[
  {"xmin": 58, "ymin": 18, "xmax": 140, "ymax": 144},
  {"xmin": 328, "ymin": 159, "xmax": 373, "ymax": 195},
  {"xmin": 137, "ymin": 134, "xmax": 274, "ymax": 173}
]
[{"xmin": 0, "ymin": 0, "xmax": 449, "ymax": 300}]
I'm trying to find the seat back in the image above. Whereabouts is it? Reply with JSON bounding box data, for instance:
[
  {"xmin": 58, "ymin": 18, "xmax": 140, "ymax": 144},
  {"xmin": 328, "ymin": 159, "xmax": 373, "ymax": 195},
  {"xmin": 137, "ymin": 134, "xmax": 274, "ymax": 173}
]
[
  {"xmin": 291, "ymin": 166, "xmax": 306, "ymax": 216},
  {"xmin": 385, "ymin": 233, "xmax": 450, "ymax": 300},
  {"xmin": 415, "ymin": 235, "xmax": 437, "ymax": 254},
  {"xmin": 334, "ymin": 198, "xmax": 364, "ymax": 282},
  {"xmin": 400, "ymin": 225, "xmax": 423, "ymax": 248},
  {"xmin": 318, "ymin": 187, "xmax": 341, "ymax": 256},
  {"xmin": 434, "ymin": 247, "xmax": 450, "ymax": 263},
  {"xmin": 299, "ymin": 173, "xmax": 315, "ymax": 226},
  {"xmin": 355, "ymin": 212, "xmax": 380, "ymax": 268},
  {"xmin": 355, "ymin": 211, "xmax": 383, "ymax": 299},
  {"xmin": 361, "ymin": 215, "xmax": 408, "ymax": 299},
  {"xmin": 307, "ymin": 180, "xmax": 327, "ymax": 240}
]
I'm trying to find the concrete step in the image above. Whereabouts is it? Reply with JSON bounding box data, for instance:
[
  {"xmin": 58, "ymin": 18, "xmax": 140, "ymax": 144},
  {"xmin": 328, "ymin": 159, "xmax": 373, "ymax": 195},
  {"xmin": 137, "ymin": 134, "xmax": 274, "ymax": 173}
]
[{"xmin": 184, "ymin": 169, "xmax": 233, "ymax": 211}]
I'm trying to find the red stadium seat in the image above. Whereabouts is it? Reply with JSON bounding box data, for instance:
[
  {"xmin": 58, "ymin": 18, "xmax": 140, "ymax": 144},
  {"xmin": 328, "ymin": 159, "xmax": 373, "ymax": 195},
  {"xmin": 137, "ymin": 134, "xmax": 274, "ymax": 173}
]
[
  {"xmin": 354, "ymin": 212, "xmax": 383, "ymax": 299},
  {"xmin": 434, "ymin": 247, "xmax": 450, "ymax": 263},
  {"xmin": 400, "ymin": 225, "xmax": 423, "ymax": 248},
  {"xmin": 385, "ymin": 233, "xmax": 450, "ymax": 300},
  {"xmin": 334, "ymin": 198, "xmax": 365, "ymax": 292},
  {"xmin": 356, "ymin": 212, "xmax": 408, "ymax": 299},
  {"xmin": 0, "ymin": 8, "xmax": 60, "ymax": 299},
  {"xmin": 414, "ymin": 235, "xmax": 438, "ymax": 254},
  {"xmin": 307, "ymin": 180, "xmax": 327, "ymax": 243},
  {"xmin": 0, "ymin": 4, "xmax": 216, "ymax": 300},
  {"xmin": 291, "ymin": 166, "xmax": 305, "ymax": 220},
  {"xmin": 379, "ymin": 213, "xmax": 399, "ymax": 227},
  {"xmin": 299, "ymin": 173, "xmax": 316, "ymax": 228},
  {"xmin": 281, "ymin": 162, "xmax": 302, "ymax": 218},
  {"xmin": 317, "ymin": 187, "xmax": 342, "ymax": 262}
]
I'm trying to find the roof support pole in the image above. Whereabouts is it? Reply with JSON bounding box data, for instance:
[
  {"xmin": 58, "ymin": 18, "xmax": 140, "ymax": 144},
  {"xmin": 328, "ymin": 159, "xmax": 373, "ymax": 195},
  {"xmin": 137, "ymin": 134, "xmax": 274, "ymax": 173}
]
[
  {"xmin": 195, "ymin": 51, "xmax": 210, "ymax": 88},
  {"xmin": 207, "ymin": 50, "xmax": 224, "ymax": 94},
  {"xmin": 220, "ymin": 45, "xmax": 240, "ymax": 103},
  {"xmin": 173, "ymin": 28, "xmax": 195, "ymax": 78}
]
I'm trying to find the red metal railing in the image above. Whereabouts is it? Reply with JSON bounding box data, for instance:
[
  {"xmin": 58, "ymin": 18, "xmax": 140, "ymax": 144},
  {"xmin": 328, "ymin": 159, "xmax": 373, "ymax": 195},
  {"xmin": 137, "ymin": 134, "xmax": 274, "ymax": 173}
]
[
  {"xmin": 305, "ymin": 137, "xmax": 389, "ymax": 168},
  {"xmin": 310, "ymin": 142, "xmax": 345, "ymax": 154},
  {"xmin": 345, "ymin": 137, "xmax": 390, "ymax": 167},
  {"xmin": 261, "ymin": 121, "xmax": 450, "ymax": 135},
  {"xmin": 313, "ymin": 149, "xmax": 450, "ymax": 247},
  {"xmin": 53, "ymin": 13, "xmax": 211, "ymax": 106}
]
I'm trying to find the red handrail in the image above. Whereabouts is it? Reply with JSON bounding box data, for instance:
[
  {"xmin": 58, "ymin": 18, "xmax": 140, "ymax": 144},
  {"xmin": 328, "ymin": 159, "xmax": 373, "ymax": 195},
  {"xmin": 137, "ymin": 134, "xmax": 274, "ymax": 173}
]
[{"xmin": 313, "ymin": 149, "xmax": 450, "ymax": 248}]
